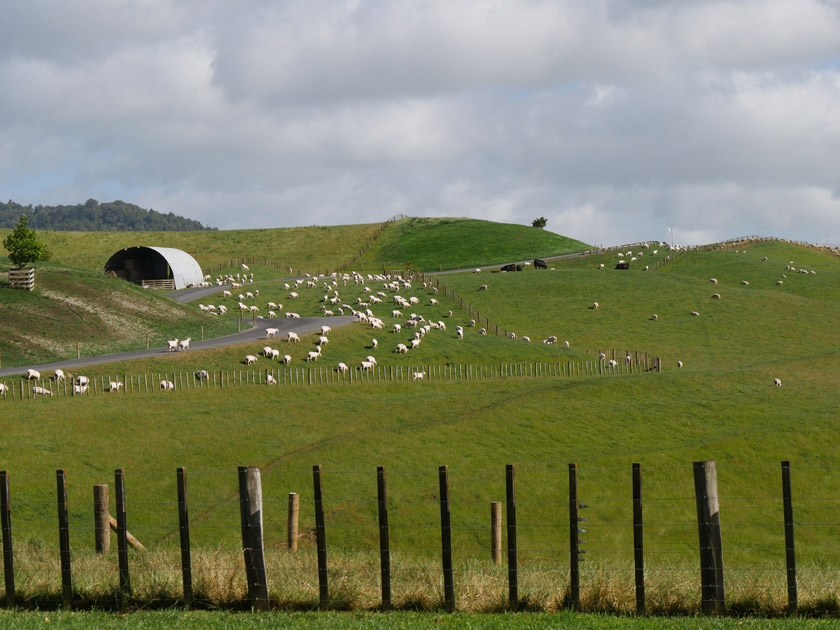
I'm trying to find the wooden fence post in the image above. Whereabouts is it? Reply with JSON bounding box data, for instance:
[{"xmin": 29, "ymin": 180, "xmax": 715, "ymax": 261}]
[
  {"xmin": 313, "ymin": 465, "xmax": 329, "ymax": 610},
  {"xmin": 782, "ymin": 461, "xmax": 797, "ymax": 615},
  {"xmin": 693, "ymin": 460, "xmax": 725, "ymax": 615},
  {"xmin": 569, "ymin": 463, "xmax": 581, "ymax": 611},
  {"xmin": 439, "ymin": 465, "xmax": 455, "ymax": 613},
  {"xmin": 94, "ymin": 484, "xmax": 110, "ymax": 554},
  {"xmin": 506, "ymin": 464, "xmax": 518, "ymax": 611},
  {"xmin": 114, "ymin": 469, "xmax": 131, "ymax": 598},
  {"xmin": 0, "ymin": 471, "xmax": 13, "ymax": 607},
  {"xmin": 491, "ymin": 502, "xmax": 502, "ymax": 565},
  {"xmin": 633, "ymin": 463, "xmax": 646, "ymax": 616},
  {"xmin": 238, "ymin": 466, "xmax": 269, "ymax": 609},
  {"xmin": 287, "ymin": 493, "xmax": 300, "ymax": 553},
  {"xmin": 377, "ymin": 466, "xmax": 392, "ymax": 611},
  {"xmin": 56, "ymin": 470, "xmax": 73, "ymax": 607},
  {"xmin": 177, "ymin": 467, "xmax": 193, "ymax": 604}
]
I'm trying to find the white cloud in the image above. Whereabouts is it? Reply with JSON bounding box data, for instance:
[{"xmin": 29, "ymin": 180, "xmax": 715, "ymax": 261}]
[{"xmin": 1, "ymin": 0, "xmax": 839, "ymax": 246}]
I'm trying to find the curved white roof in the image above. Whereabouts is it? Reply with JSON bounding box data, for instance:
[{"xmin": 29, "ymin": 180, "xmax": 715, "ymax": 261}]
[{"xmin": 143, "ymin": 246, "xmax": 203, "ymax": 290}]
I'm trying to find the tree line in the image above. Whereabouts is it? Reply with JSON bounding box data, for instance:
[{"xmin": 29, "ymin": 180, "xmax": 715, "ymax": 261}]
[{"xmin": 0, "ymin": 199, "xmax": 216, "ymax": 231}]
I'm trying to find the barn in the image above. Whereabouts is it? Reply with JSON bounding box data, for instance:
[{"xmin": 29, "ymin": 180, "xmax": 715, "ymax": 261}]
[{"xmin": 104, "ymin": 246, "xmax": 203, "ymax": 290}]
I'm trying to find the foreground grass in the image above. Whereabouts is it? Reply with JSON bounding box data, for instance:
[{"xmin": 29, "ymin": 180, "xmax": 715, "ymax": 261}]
[{"xmin": 3, "ymin": 610, "xmax": 839, "ymax": 630}]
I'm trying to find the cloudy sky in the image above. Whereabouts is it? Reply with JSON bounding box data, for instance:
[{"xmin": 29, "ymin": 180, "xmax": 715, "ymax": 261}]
[{"xmin": 2, "ymin": 0, "xmax": 839, "ymax": 246}]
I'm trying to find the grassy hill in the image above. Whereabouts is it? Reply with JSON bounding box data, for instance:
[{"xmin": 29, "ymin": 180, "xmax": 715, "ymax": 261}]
[
  {"xmin": 357, "ymin": 217, "xmax": 591, "ymax": 271},
  {"xmin": 0, "ymin": 237, "xmax": 838, "ymax": 612}
]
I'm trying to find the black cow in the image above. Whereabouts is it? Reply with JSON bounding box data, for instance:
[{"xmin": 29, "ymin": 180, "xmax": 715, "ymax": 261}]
[
  {"xmin": 500, "ymin": 263, "xmax": 517, "ymax": 272},
  {"xmin": 534, "ymin": 259, "xmax": 548, "ymax": 269}
]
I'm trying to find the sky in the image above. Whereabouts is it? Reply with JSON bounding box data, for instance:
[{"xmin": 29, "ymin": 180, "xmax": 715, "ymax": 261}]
[{"xmin": 1, "ymin": 0, "xmax": 839, "ymax": 247}]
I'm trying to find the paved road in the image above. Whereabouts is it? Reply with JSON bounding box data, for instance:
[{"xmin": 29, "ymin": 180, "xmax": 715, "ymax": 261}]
[{"xmin": 0, "ymin": 316, "xmax": 356, "ymax": 378}]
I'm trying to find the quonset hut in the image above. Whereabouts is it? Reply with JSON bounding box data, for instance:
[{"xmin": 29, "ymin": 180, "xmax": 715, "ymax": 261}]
[{"xmin": 104, "ymin": 246, "xmax": 203, "ymax": 290}]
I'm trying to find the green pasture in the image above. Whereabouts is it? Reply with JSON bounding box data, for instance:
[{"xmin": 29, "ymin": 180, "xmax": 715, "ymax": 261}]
[
  {"xmin": 357, "ymin": 217, "xmax": 591, "ymax": 271},
  {"xmin": 0, "ymin": 236, "xmax": 838, "ymax": 614},
  {"xmin": 0, "ymin": 222, "xmax": 383, "ymax": 273}
]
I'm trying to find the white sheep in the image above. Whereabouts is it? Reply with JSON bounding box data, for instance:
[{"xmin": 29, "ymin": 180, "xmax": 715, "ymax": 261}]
[
  {"xmin": 473, "ymin": 268, "xmax": 481, "ymax": 274},
  {"xmin": 245, "ymin": 355, "xmax": 258, "ymax": 365},
  {"xmin": 32, "ymin": 386, "xmax": 53, "ymax": 397},
  {"xmin": 72, "ymin": 384, "xmax": 88, "ymax": 394},
  {"xmin": 366, "ymin": 356, "xmax": 377, "ymax": 365},
  {"xmin": 395, "ymin": 343, "xmax": 408, "ymax": 354},
  {"xmin": 266, "ymin": 328, "xmax": 279, "ymax": 339},
  {"xmin": 599, "ymin": 352, "xmax": 606, "ymax": 360},
  {"xmin": 218, "ymin": 305, "xmax": 227, "ymax": 315},
  {"xmin": 479, "ymin": 328, "xmax": 487, "ymax": 335},
  {"xmin": 413, "ymin": 371, "xmax": 426, "ymax": 381},
  {"xmin": 0, "ymin": 383, "xmax": 7, "ymax": 396},
  {"xmin": 677, "ymin": 361, "xmax": 684, "ymax": 368},
  {"xmin": 337, "ymin": 363, "xmax": 349, "ymax": 373},
  {"xmin": 690, "ymin": 311, "xmax": 700, "ymax": 316},
  {"xmin": 321, "ymin": 325, "xmax": 332, "ymax": 335},
  {"xmin": 318, "ymin": 336, "xmax": 330, "ymax": 346},
  {"xmin": 774, "ymin": 378, "xmax": 782, "ymax": 387},
  {"xmin": 53, "ymin": 369, "xmax": 66, "ymax": 383},
  {"xmin": 522, "ymin": 336, "xmax": 531, "ymax": 342},
  {"xmin": 371, "ymin": 338, "xmax": 378, "ymax": 349},
  {"xmin": 179, "ymin": 337, "xmax": 191, "ymax": 351},
  {"xmin": 108, "ymin": 381, "xmax": 124, "ymax": 392},
  {"xmin": 26, "ymin": 369, "xmax": 40, "ymax": 381},
  {"xmin": 360, "ymin": 360, "xmax": 374, "ymax": 371},
  {"xmin": 283, "ymin": 354, "xmax": 292, "ymax": 365},
  {"xmin": 741, "ymin": 280, "xmax": 749, "ymax": 285},
  {"xmin": 160, "ymin": 380, "xmax": 175, "ymax": 391},
  {"xmin": 195, "ymin": 370, "xmax": 209, "ymax": 381},
  {"xmin": 306, "ymin": 348, "xmax": 321, "ymax": 361},
  {"xmin": 265, "ymin": 374, "xmax": 277, "ymax": 385},
  {"xmin": 289, "ymin": 291, "xmax": 299, "ymax": 299},
  {"xmin": 168, "ymin": 339, "xmax": 179, "ymax": 352},
  {"xmin": 711, "ymin": 293, "xmax": 721, "ymax": 300},
  {"xmin": 457, "ymin": 329, "xmax": 464, "ymax": 339},
  {"xmin": 479, "ymin": 284, "xmax": 488, "ymax": 291},
  {"xmin": 393, "ymin": 324, "xmax": 402, "ymax": 334},
  {"xmin": 508, "ymin": 332, "xmax": 516, "ymax": 340},
  {"xmin": 287, "ymin": 332, "xmax": 301, "ymax": 343},
  {"xmin": 593, "ymin": 302, "xmax": 599, "ymax": 309},
  {"xmin": 563, "ymin": 341, "xmax": 570, "ymax": 348},
  {"xmin": 710, "ymin": 278, "xmax": 718, "ymax": 284},
  {"xmin": 608, "ymin": 359, "xmax": 618, "ymax": 367},
  {"xmin": 652, "ymin": 314, "xmax": 659, "ymax": 320},
  {"xmin": 222, "ymin": 290, "xmax": 232, "ymax": 298},
  {"xmin": 410, "ymin": 338, "xmax": 421, "ymax": 349},
  {"xmin": 76, "ymin": 375, "xmax": 89, "ymax": 386}
]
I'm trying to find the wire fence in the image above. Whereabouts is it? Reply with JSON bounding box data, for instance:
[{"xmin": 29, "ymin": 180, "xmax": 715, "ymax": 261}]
[
  {"xmin": 1, "ymin": 460, "xmax": 837, "ymax": 614},
  {"xmin": 0, "ymin": 351, "xmax": 659, "ymax": 401}
]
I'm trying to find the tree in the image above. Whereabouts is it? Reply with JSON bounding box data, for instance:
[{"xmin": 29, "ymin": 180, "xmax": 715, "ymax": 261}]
[
  {"xmin": 3, "ymin": 214, "xmax": 50, "ymax": 267},
  {"xmin": 531, "ymin": 217, "xmax": 547, "ymax": 229}
]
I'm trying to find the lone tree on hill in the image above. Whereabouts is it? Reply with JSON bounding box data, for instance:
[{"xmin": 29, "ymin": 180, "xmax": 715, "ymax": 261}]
[
  {"xmin": 531, "ymin": 216, "xmax": 547, "ymax": 229},
  {"xmin": 3, "ymin": 214, "xmax": 50, "ymax": 268}
]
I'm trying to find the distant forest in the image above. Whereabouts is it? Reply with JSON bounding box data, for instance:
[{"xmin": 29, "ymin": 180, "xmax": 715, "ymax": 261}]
[{"xmin": 0, "ymin": 199, "xmax": 216, "ymax": 231}]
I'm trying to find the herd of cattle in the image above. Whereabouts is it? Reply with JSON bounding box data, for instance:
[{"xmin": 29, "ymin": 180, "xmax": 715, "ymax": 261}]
[{"xmin": 499, "ymin": 259, "xmax": 547, "ymax": 272}]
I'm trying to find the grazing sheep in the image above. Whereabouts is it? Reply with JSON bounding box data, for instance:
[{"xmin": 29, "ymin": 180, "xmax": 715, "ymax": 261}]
[
  {"xmin": 0, "ymin": 383, "xmax": 6, "ymax": 396},
  {"xmin": 268, "ymin": 311, "xmax": 277, "ymax": 318},
  {"xmin": 774, "ymin": 378, "xmax": 782, "ymax": 387},
  {"xmin": 479, "ymin": 328, "xmax": 487, "ymax": 335},
  {"xmin": 393, "ymin": 324, "xmax": 402, "ymax": 334},
  {"xmin": 563, "ymin": 341, "xmax": 570, "ymax": 348},
  {"xmin": 245, "ymin": 355, "xmax": 258, "ymax": 365},
  {"xmin": 32, "ymin": 386, "xmax": 53, "ymax": 397},
  {"xmin": 608, "ymin": 359, "xmax": 618, "ymax": 367},
  {"xmin": 282, "ymin": 355, "xmax": 292, "ymax": 365},
  {"xmin": 479, "ymin": 284, "xmax": 488, "ymax": 291},
  {"xmin": 337, "ymin": 363, "xmax": 349, "ymax": 373},
  {"xmin": 306, "ymin": 348, "xmax": 321, "ymax": 361},
  {"xmin": 522, "ymin": 336, "xmax": 531, "ymax": 342},
  {"xmin": 545, "ymin": 336, "xmax": 558, "ymax": 345},
  {"xmin": 741, "ymin": 280, "xmax": 749, "ymax": 285},
  {"xmin": 266, "ymin": 328, "xmax": 279, "ymax": 339},
  {"xmin": 53, "ymin": 369, "xmax": 66, "ymax": 382},
  {"xmin": 372, "ymin": 338, "xmax": 378, "ymax": 349},
  {"xmin": 26, "ymin": 369, "xmax": 40, "ymax": 381},
  {"xmin": 395, "ymin": 343, "xmax": 408, "ymax": 354},
  {"xmin": 413, "ymin": 371, "xmax": 426, "ymax": 381},
  {"xmin": 321, "ymin": 325, "xmax": 332, "ymax": 335},
  {"xmin": 473, "ymin": 268, "xmax": 481, "ymax": 274},
  {"xmin": 168, "ymin": 339, "xmax": 179, "ymax": 352},
  {"xmin": 776, "ymin": 280, "xmax": 783, "ymax": 285},
  {"xmin": 508, "ymin": 332, "xmax": 516, "ymax": 339},
  {"xmin": 360, "ymin": 360, "xmax": 374, "ymax": 371},
  {"xmin": 592, "ymin": 302, "xmax": 599, "ymax": 309},
  {"xmin": 289, "ymin": 291, "xmax": 299, "ymax": 299},
  {"xmin": 690, "ymin": 311, "xmax": 700, "ymax": 316},
  {"xmin": 76, "ymin": 376, "xmax": 89, "ymax": 386},
  {"xmin": 287, "ymin": 332, "xmax": 301, "ymax": 343},
  {"xmin": 710, "ymin": 278, "xmax": 718, "ymax": 284},
  {"xmin": 318, "ymin": 336, "xmax": 329, "ymax": 346},
  {"xmin": 711, "ymin": 293, "xmax": 721, "ymax": 299},
  {"xmin": 108, "ymin": 381, "xmax": 124, "ymax": 392},
  {"xmin": 652, "ymin": 314, "xmax": 659, "ymax": 320},
  {"xmin": 267, "ymin": 374, "xmax": 277, "ymax": 385},
  {"xmin": 677, "ymin": 361, "xmax": 684, "ymax": 368},
  {"xmin": 195, "ymin": 370, "xmax": 209, "ymax": 381},
  {"xmin": 366, "ymin": 356, "xmax": 377, "ymax": 365},
  {"xmin": 160, "ymin": 380, "xmax": 175, "ymax": 391},
  {"xmin": 410, "ymin": 338, "xmax": 421, "ymax": 349},
  {"xmin": 599, "ymin": 352, "xmax": 606, "ymax": 360},
  {"xmin": 457, "ymin": 329, "xmax": 464, "ymax": 339},
  {"xmin": 218, "ymin": 305, "xmax": 227, "ymax": 315},
  {"xmin": 599, "ymin": 263, "xmax": 605, "ymax": 269},
  {"xmin": 72, "ymin": 384, "xmax": 88, "ymax": 394},
  {"xmin": 222, "ymin": 290, "xmax": 232, "ymax": 298}
]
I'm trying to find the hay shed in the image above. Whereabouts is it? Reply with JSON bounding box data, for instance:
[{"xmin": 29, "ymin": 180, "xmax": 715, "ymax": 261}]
[{"xmin": 104, "ymin": 246, "xmax": 203, "ymax": 290}]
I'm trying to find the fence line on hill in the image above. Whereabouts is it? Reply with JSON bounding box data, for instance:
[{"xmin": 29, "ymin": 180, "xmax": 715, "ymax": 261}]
[
  {"xmin": 0, "ymin": 352, "xmax": 660, "ymax": 401},
  {"xmin": 0, "ymin": 459, "xmax": 832, "ymax": 615}
]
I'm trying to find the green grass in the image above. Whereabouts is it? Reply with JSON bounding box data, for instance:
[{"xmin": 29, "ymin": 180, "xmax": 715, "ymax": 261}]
[
  {"xmin": 357, "ymin": 217, "xmax": 591, "ymax": 272},
  {"xmin": 0, "ymin": 222, "xmax": 383, "ymax": 274},
  {"xmin": 0, "ymin": 239, "xmax": 838, "ymax": 616},
  {"xmin": 3, "ymin": 610, "xmax": 839, "ymax": 629}
]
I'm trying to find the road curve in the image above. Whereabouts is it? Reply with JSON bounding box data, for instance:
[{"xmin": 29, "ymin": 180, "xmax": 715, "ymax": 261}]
[{"xmin": 0, "ymin": 316, "xmax": 356, "ymax": 378}]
